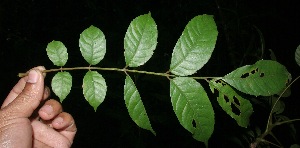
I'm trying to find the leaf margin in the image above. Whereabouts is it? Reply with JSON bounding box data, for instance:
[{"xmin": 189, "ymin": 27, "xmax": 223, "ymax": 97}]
[
  {"xmin": 170, "ymin": 77, "xmax": 215, "ymax": 145},
  {"xmin": 124, "ymin": 12, "xmax": 158, "ymax": 67},
  {"xmin": 169, "ymin": 14, "xmax": 218, "ymax": 76},
  {"xmin": 124, "ymin": 75, "xmax": 156, "ymax": 135},
  {"xmin": 82, "ymin": 71, "xmax": 107, "ymax": 111}
]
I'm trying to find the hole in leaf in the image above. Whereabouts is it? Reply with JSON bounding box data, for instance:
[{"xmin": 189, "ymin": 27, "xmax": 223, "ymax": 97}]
[
  {"xmin": 207, "ymin": 78, "xmax": 213, "ymax": 81},
  {"xmin": 231, "ymin": 103, "xmax": 240, "ymax": 115},
  {"xmin": 241, "ymin": 72, "xmax": 250, "ymax": 78},
  {"xmin": 215, "ymin": 79, "xmax": 226, "ymax": 86},
  {"xmin": 224, "ymin": 95, "xmax": 229, "ymax": 103},
  {"xmin": 192, "ymin": 119, "xmax": 196, "ymax": 128},
  {"xmin": 260, "ymin": 73, "xmax": 264, "ymax": 77},
  {"xmin": 233, "ymin": 96, "xmax": 240, "ymax": 106},
  {"xmin": 251, "ymin": 68, "xmax": 258, "ymax": 74}
]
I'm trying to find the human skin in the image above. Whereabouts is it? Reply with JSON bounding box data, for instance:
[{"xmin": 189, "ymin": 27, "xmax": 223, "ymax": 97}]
[{"xmin": 0, "ymin": 66, "xmax": 77, "ymax": 148}]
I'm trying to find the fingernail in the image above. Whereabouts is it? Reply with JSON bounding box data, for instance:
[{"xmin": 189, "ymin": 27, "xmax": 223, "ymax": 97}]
[
  {"xmin": 27, "ymin": 70, "xmax": 39, "ymax": 83},
  {"xmin": 40, "ymin": 105, "xmax": 53, "ymax": 115},
  {"xmin": 53, "ymin": 117, "xmax": 64, "ymax": 125},
  {"xmin": 43, "ymin": 87, "xmax": 50, "ymax": 98}
]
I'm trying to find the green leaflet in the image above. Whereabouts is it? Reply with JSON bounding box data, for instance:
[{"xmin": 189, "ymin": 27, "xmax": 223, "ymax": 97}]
[
  {"xmin": 46, "ymin": 40, "xmax": 68, "ymax": 66},
  {"xmin": 295, "ymin": 44, "xmax": 300, "ymax": 67},
  {"xmin": 222, "ymin": 60, "xmax": 291, "ymax": 96},
  {"xmin": 51, "ymin": 72, "xmax": 72, "ymax": 102},
  {"xmin": 124, "ymin": 75, "xmax": 156, "ymax": 135},
  {"xmin": 170, "ymin": 15, "xmax": 218, "ymax": 76},
  {"xmin": 83, "ymin": 71, "xmax": 107, "ymax": 111},
  {"xmin": 124, "ymin": 12, "xmax": 158, "ymax": 67},
  {"xmin": 209, "ymin": 79, "xmax": 253, "ymax": 127},
  {"xmin": 170, "ymin": 77, "xmax": 214, "ymax": 145},
  {"xmin": 79, "ymin": 25, "xmax": 106, "ymax": 65}
]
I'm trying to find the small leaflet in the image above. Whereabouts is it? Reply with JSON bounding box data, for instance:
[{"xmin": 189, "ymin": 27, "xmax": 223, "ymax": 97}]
[
  {"xmin": 46, "ymin": 40, "xmax": 68, "ymax": 66},
  {"xmin": 124, "ymin": 12, "xmax": 158, "ymax": 67},
  {"xmin": 79, "ymin": 25, "xmax": 106, "ymax": 65},
  {"xmin": 51, "ymin": 72, "xmax": 72, "ymax": 102},
  {"xmin": 83, "ymin": 71, "xmax": 107, "ymax": 111},
  {"xmin": 170, "ymin": 77, "xmax": 214, "ymax": 145},
  {"xmin": 170, "ymin": 15, "xmax": 218, "ymax": 76},
  {"xmin": 223, "ymin": 60, "xmax": 291, "ymax": 96},
  {"xmin": 124, "ymin": 75, "xmax": 156, "ymax": 135}
]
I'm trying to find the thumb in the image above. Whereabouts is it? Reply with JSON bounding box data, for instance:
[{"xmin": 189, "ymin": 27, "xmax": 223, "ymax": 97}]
[{"xmin": 3, "ymin": 69, "xmax": 45, "ymax": 118}]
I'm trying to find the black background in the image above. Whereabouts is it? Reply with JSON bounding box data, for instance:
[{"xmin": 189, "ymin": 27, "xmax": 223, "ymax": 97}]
[{"xmin": 1, "ymin": 0, "xmax": 299, "ymax": 147}]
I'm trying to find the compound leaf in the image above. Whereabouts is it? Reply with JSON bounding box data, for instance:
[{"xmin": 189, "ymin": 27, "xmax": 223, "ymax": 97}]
[
  {"xmin": 124, "ymin": 12, "xmax": 158, "ymax": 67},
  {"xmin": 51, "ymin": 72, "xmax": 72, "ymax": 102},
  {"xmin": 46, "ymin": 40, "xmax": 68, "ymax": 66},
  {"xmin": 209, "ymin": 79, "xmax": 253, "ymax": 127},
  {"xmin": 222, "ymin": 60, "xmax": 291, "ymax": 96},
  {"xmin": 83, "ymin": 71, "xmax": 107, "ymax": 111},
  {"xmin": 295, "ymin": 44, "xmax": 300, "ymax": 67},
  {"xmin": 79, "ymin": 25, "xmax": 106, "ymax": 65},
  {"xmin": 170, "ymin": 15, "xmax": 218, "ymax": 76},
  {"xmin": 124, "ymin": 75, "xmax": 156, "ymax": 135},
  {"xmin": 170, "ymin": 77, "xmax": 214, "ymax": 145}
]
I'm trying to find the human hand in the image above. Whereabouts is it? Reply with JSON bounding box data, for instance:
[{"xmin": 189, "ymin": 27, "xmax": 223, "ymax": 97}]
[{"xmin": 0, "ymin": 66, "xmax": 77, "ymax": 148}]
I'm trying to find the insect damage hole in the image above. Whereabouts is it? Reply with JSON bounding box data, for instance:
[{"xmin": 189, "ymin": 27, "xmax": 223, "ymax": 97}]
[
  {"xmin": 233, "ymin": 96, "xmax": 240, "ymax": 106},
  {"xmin": 251, "ymin": 68, "xmax": 258, "ymax": 74},
  {"xmin": 231, "ymin": 103, "xmax": 240, "ymax": 115},
  {"xmin": 231, "ymin": 96, "xmax": 241, "ymax": 115},
  {"xmin": 224, "ymin": 95, "xmax": 229, "ymax": 103},
  {"xmin": 241, "ymin": 72, "xmax": 250, "ymax": 78},
  {"xmin": 192, "ymin": 119, "xmax": 196, "ymax": 128},
  {"xmin": 260, "ymin": 72, "xmax": 265, "ymax": 77},
  {"xmin": 217, "ymin": 80, "xmax": 226, "ymax": 86}
]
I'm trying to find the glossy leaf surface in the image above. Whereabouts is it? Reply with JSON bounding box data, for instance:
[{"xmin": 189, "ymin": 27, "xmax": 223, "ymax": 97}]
[
  {"xmin": 170, "ymin": 15, "xmax": 218, "ymax": 76},
  {"xmin": 124, "ymin": 13, "xmax": 158, "ymax": 67},
  {"xmin": 124, "ymin": 75, "xmax": 156, "ymax": 135},
  {"xmin": 170, "ymin": 77, "xmax": 214, "ymax": 145},
  {"xmin": 46, "ymin": 40, "xmax": 68, "ymax": 66},
  {"xmin": 222, "ymin": 60, "xmax": 291, "ymax": 96},
  {"xmin": 83, "ymin": 71, "xmax": 107, "ymax": 111},
  {"xmin": 51, "ymin": 72, "xmax": 72, "ymax": 102},
  {"xmin": 209, "ymin": 79, "xmax": 253, "ymax": 127},
  {"xmin": 79, "ymin": 25, "xmax": 106, "ymax": 65}
]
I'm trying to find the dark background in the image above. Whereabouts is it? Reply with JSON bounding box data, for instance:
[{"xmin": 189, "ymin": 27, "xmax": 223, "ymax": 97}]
[{"xmin": 1, "ymin": 0, "xmax": 299, "ymax": 147}]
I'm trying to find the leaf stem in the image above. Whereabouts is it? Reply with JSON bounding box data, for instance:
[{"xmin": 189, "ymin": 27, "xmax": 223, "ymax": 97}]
[
  {"xmin": 18, "ymin": 67, "xmax": 223, "ymax": 80},
  {"xmin": 274, "ymin": 118, "xmax": 300, "ymax": 126},
  {"xmin": 266, "ymin": 75, "xmax": 300, "ymax": 130},
  {"xmin": 255, "ymin": 75, "xmax": 300, "ymax": 147}
]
